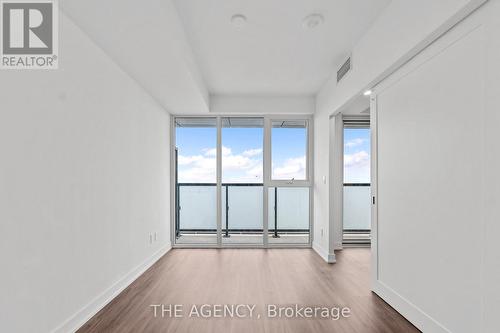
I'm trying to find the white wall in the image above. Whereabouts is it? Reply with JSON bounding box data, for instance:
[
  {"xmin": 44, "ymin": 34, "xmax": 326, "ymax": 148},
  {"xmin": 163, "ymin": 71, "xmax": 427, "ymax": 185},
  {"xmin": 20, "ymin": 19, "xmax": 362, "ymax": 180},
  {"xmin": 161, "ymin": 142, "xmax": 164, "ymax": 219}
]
[
  {"xmin": 372, "ymin": 1, "xmax": 500, "ymax": 331},
  {"xmin": 0, "ymin": 13, "xmax": 171, "ymax": 333},
  {"xmin": 317, "ymin": 0, "xmax": 486, "ymax": 115},
  {"xmin": 210, "ymin": 95, "xmax": 315, "ymax": 114},
  {"xmin": 61, "ymin": 0, "xmax": 210, "ymax": 114},
  {"xmin": 311, "ymin": 109, "xmax": 331, "ymax": 259},
  {"xmin": 313, "ymin": 0, "xmax": 486, "ymax": 262},
  {"xmin": 482, "ymin": 3, "xmax": 500, "ymax": 330}
]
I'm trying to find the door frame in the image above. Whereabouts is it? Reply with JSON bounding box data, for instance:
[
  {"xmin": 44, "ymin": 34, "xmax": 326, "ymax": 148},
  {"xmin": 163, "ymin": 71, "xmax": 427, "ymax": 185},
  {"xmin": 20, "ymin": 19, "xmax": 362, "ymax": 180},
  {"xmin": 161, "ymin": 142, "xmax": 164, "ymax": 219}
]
[
  {"xmin": 342, "ymin": 115, "xmax": 371, "ymax": 247},
  {"xmin": 369, "ymin": 95, "xmax": 379, "ymax": 285}
]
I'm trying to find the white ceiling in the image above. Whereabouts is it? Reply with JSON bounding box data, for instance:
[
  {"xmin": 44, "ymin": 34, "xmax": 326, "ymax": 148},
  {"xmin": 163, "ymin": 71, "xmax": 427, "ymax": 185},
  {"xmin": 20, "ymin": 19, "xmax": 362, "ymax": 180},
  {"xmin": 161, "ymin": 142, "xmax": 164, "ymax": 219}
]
[
  {"xmin": 60, "ymin": 0, "xmax": 210, "ymax": 114},
  {"xmin": 338, "ymin": 94, "xmax": 370, "ymax": 115},
  {"xmin": 174, "ymin": 0, "xmax": 391, "ymax": 96},
  {"xmin": 60, "ymin": 0, "xmax": 390, "ymax": 114}
]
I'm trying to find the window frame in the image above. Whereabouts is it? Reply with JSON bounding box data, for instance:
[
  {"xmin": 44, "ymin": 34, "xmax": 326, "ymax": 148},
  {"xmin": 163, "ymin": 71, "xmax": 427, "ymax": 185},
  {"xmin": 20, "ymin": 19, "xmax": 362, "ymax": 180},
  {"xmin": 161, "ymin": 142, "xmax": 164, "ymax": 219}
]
[
  {"xmin": 265, "ymin": 115, "xmax": 313, "ymax": 188},
  {"xmin": 170, "ymin": 114, "xmax": 313, "ymax": 248}
]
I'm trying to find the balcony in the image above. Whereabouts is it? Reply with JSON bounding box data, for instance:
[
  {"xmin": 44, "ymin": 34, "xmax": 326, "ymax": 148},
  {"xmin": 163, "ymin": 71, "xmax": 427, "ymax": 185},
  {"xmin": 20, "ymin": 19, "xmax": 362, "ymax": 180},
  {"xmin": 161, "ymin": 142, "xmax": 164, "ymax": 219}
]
[
  {"xmin": 343, "ymin": 183, "xmax": 371, "ymax": 245},
  {"xmin": 175, "ymin": 183, "xmax": 310, "ymax": 245}
]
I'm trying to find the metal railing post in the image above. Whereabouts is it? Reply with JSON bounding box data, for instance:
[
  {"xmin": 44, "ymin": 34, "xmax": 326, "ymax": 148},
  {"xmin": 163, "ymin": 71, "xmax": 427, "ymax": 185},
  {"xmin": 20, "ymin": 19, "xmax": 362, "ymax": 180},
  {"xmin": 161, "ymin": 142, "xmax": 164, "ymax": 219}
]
[
  {"xmin": 273, "ymin": 187, "xmax": 279, "ymax": 238},
  {"xmin": 175, "ymin": 147, "xmax": 180, "ymax": 238},
  {"xmin": 224, "ymin": 184, "xmax": 230, "ymax": 237}
]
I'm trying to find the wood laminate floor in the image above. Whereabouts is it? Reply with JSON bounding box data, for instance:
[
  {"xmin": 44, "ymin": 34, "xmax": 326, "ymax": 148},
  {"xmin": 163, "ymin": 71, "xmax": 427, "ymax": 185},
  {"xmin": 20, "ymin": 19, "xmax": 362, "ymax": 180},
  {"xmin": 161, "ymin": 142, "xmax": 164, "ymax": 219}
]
[{"xmin": 78, "ymin": 248, "xmax": 419, "ymax": 333}]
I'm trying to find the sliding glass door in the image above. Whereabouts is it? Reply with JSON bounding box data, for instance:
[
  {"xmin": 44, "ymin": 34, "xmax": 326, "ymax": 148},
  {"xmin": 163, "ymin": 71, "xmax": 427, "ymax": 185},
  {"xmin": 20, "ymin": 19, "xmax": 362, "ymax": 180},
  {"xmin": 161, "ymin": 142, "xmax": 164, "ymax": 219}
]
[
  {"xmin": 173, "ymin": 116, "xmax": 312, "ymax": 247},
  {"xmin": 342, "ymin": 118, "xmax": 371, "ymax": 245}
]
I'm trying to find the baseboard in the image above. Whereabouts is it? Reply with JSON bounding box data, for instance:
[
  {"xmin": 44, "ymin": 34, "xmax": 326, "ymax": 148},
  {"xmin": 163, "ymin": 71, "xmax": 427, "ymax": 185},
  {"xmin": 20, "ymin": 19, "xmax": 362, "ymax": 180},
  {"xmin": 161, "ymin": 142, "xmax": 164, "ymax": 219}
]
[
  {"xmin": 312, "ymin": 242, "xmax": 336, "ymax": 263},
  {"xmin": 51, "ymin": 244, "xmax": 172, "ymax": 333},
  {"xmin": 372, "ymin": 280, "xmax": 451, "ymax": 333}
]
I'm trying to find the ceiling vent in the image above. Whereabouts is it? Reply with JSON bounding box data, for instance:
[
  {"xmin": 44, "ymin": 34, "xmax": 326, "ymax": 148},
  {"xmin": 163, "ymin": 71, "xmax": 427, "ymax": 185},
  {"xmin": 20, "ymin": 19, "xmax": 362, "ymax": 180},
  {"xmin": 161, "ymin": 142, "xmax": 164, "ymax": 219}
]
[{"xmin": 337, "ymin": 56, "xmax": 351, "ymax": 83}]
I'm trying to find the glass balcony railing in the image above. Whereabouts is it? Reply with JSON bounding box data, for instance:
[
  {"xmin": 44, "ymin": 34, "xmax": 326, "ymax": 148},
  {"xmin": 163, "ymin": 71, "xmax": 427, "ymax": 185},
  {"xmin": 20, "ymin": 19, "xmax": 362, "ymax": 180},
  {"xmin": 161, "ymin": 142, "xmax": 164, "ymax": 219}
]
[
  {"xmin": 175, "ymin": 184, "xmax": 217, "ymax": 232},
  {"xmin": 343, "ymin": 184, "xmax": 371, "ymax": 231},
  {"xmin": 175, "ymin": 183, "xmax": 309, "ymax": 237}
]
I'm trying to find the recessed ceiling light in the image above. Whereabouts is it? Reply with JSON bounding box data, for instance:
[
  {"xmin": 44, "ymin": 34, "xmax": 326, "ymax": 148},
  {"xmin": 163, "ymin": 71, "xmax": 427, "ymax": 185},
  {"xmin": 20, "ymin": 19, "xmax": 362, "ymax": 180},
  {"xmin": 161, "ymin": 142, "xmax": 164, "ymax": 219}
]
[
  {"xmin": 302, "ymin": 14, "xmax": 324, "ymax": 29},
  {"xmin": 363, "ymin": 90, "xmax": 372, "ymax": 96},
  {"xmin": 231, "ymin": 14, "xmax": 247, "ymax": 27}
]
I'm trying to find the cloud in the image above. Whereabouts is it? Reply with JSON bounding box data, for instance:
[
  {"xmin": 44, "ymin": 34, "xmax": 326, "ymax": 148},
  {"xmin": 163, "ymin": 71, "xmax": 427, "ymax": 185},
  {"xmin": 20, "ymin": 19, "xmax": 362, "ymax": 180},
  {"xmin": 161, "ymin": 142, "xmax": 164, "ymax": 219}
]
[
  {"xmin": 345, "ymin": 138, "xmax": 366, "ymax": 148},
  {"xmin": 344, "ymin": 151, "xmax": 370, "ymax": 183},
  {"xmin": 272, "ymin": 156, "xmax": 306, "ymax": 180},
  {"xmin": 179, "ymin": 148, "xmax": 309, "ymax": 183},
  {"xmin": 177, "ymin": 155, "xmax": 204, "ymax": 166},
  {"xmin": 178, "ymin": 165, "xmax": 216, "ymax": 183},
  {"xmin": 246, "ymin": 165, "xmax": 263, "ymax": 179},
  {"xmin": 178, "ymin": 148, "xmax": 369, "ymax": 183},
  {"xmin": 344, "ymin": 151, "xmax": 369, "ymax": 169},
  {"xmin": 178, "ymin": 146, "xmax": 263, "ymax": 183},
  {"xmin": 242, "ymin": 148, "xmax": 263, "ymax": 157},
  {"xmin": 177, "ymin": 151, "xmax": 217, "ymax": 182},
  {"xmin": 203, "ymin": 146, "xmax": 231, "ymax": 157}
]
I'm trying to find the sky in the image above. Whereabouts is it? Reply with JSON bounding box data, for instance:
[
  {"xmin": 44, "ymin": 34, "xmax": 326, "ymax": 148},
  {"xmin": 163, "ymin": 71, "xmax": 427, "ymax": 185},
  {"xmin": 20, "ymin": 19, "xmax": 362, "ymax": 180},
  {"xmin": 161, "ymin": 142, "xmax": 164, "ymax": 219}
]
[
  {"xmin": 176, "ymin": 126, "xmax": 369, "ymax": 184},
  {"xmin": 344, "ymin": 128, "xmax": 371, "ymax": 183}
]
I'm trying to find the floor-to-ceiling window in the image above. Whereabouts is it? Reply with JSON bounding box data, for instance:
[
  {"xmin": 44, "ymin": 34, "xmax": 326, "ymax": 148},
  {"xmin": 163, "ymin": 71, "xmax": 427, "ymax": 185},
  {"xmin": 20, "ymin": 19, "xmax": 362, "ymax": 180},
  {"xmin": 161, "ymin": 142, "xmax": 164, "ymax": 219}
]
[
  {"xmin": 343, "ymin": 118, "xmax": 371, "ymax": 245},
  {"xmin": 221, "ymin": 117, "xmax": 264, "ymax": 245},
  {"xmin": 268, "ymin": 120, "xmax": 310, "ymax": 244},
  {"xmin": 173, "ymin": 116, "xmax": 312, "ymax": 247},
  {"xmin": 174, "ymin": 118, "xmax": 218, "ymax": 244}
]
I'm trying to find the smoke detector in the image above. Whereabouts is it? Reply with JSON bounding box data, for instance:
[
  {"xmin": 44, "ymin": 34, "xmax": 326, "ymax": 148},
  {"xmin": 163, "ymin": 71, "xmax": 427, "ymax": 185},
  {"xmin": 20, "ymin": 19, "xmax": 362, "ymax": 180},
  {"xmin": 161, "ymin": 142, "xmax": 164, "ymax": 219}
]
[
  {"xmin": 231, "ymin": 14, "xmax": 247, "ymax": 27},
  {"xmin": 302, "ymin": 14, "xmax": 324, "ymax": 29}
]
